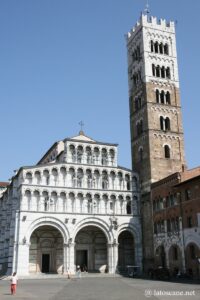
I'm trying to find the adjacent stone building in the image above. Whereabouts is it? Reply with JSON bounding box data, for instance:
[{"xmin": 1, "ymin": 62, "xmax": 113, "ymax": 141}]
[
  {"xmin": 152, "ymin": 167, "xmax": 200, "ymax": 278},
  {"xmin": 0, "ymin": 131, "xmax": 142, "ymax": 276}
]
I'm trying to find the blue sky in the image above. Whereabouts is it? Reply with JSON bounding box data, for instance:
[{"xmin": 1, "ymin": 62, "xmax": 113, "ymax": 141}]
[{"xmin": 0, "ymin": 0, "xmax": 200, "ymax": 181}]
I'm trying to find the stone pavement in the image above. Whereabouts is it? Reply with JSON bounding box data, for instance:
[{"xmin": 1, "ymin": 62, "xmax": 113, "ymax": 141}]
[{"xmin": 0, "ymin": 275, "xmax": 200, "ymax": 300}]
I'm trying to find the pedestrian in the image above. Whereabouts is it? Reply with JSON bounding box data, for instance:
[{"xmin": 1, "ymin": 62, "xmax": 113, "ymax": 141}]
[
  {"xmin": 67, "ymin": 268, "xmax": 71, "ymax": 279},
  {"xmin": 10, "ymin": 272, "xmax": 18, "ymax": 295},
  {"xmin": 76, "ymin": 265, "xmax": 81, "ymax": 278}
]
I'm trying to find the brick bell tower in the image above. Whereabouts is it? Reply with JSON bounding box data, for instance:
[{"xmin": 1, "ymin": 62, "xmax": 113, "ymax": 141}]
[{"xmin": 126, "ymin": 13, "xmax": 186, "ymax": 270}]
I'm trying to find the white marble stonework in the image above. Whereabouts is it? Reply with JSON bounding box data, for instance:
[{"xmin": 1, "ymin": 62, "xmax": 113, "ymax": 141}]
[{"xmin": 0, "ymin": 132, "xmax": 142, "ymax": 276}]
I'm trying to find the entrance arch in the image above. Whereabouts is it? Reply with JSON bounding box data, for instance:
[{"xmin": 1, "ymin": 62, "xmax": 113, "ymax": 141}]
[
  {"xmin": 118, "ymin": 230, "xmax": 135, "ymax": 272},
  {"xmin": 168, "ymin": 245, "xmax": 182, "ymax": 275},
  {"xmin": 29, "ymin": 225, "xmax": 63, "ymax": 274},
  {"xmin": 75, "ymin": 225, "xmax": 108, "ymax": 273},
  {"xmin": 155, "ymin": 245, "xmax": 166, "ymax": 268}
]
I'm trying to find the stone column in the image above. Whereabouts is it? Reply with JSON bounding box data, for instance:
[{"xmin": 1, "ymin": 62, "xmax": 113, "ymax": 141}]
[
  {"xmin": 107, "ymin": 243, "xmax": 113, "ymax": 274},
  {"xmin": 63, "ymin": 243, "xmax": 68, "ymax": 274},
  {"xmin": 113, "ymin": 241, "xmax": 119, "ymax": 273},
  {"xmin": 68, "ymin": 242, "xmax": 75, "ymax": 274}
]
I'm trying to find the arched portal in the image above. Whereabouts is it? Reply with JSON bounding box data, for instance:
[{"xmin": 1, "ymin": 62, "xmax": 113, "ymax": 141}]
[
  {"xmin": 155, "ymin": 245, "xmax": 166, "ymax": 268},
  {"xmin": 118, "ymin": 230, "xmax": 135, "ymax": 272},
  {"xmin": 75, "ymin": 226, "xmax": 107, "ymax": 273},
  {"xmin": 168, "ymin": 245, "xmax": 182, "ymax": 276},
  {"xmin": 29, "ymin": 225, "xmax": 63, "ymax": 274}
]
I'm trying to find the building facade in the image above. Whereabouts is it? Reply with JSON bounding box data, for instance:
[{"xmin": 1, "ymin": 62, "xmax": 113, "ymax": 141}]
[
  {"xmin": 0, "ymin": 131, "xmax": 142, "ymax": 276},
  {"xmin": 126, "ymin": 14, "xmax": 186, "ymax": 271},
  {"xmin": 152, "ymin": 167, "xmax": 200, "ymax": 278}
]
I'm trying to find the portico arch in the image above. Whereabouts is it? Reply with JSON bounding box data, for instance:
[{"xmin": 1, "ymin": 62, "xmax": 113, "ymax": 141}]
[
  {"xmin": 117, "ymin": 230, "xmax": 135, "ymax": 272},
  {"xmin": 75, "ymin": 225, "xmax": 108, "ymax": 273},
  {"xmin": 29, "ymin": 225, "xmax": 63, "ymax": 274}
]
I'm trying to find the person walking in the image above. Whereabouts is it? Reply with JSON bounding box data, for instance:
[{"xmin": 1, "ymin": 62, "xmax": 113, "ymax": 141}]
[
  {"xmin": 67, "ymin": 268, "xmax": 71, "ymax": 279},
  {"xmin": 10, "ymin": 272, "xmax": 18, "ymax": 295}
]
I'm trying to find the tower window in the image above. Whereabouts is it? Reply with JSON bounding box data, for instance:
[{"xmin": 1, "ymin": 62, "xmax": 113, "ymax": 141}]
[
  {"xmin": 160, "ymin": 90, "xmax": 165, "ymax": 104},
  {"xmin": 156, "ymin": 65, "xmax": 160, "ymax": 77},
  {"xmin": 164, "ymin": 43, "xmax": 169, "ymax": 55},
  {"xmin": 159, "ymin": 43, "xmax": 163, "ymax": 54},
  {"xmin": 156, "ymin": 89, "xmax": 159, "ymax": 103},
  {"xmin": 165, "ymin": 117, "xmax": 171, "ymax": 131},
  {"xmin": 160, "ymin": 116, "xmax": 164, "ymax": 130},
  {"xmin": 161, "ymin": 66, "xmax": 165, "ymax": 78},
  {"xmin": 152, "ymin": 64, "xmax": 155, "ymax": 76},
  {"xmin": 154, "ymin": 41, "xmax": 159, "ymax": 53},
  {"xmin": 164, "ymin": 145, "xmax": 170, "ymax": 158},
  {"xmin": 166, "ymin": 67, "xmax": 171, "ymax": 79},
  {"xmin": 166, "ymin": 91, "xmax": 171, "ymax": 104},
  {"xmin": 151, "ymin": 40, "xmax": 154, "ymax": 52},
  {"xmin": 150, "ymin": 41, "xmax": 169, "ymax": 55}
]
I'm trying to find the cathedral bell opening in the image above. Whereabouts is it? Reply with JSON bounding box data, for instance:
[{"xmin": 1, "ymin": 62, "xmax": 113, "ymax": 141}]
[
  {"xmin": 75, "ymin": 226, "xmax": 107, "ymax": 273},
  {"xmin": 29, "ymin": 225, "xmax": 63, "ymax": 274}
]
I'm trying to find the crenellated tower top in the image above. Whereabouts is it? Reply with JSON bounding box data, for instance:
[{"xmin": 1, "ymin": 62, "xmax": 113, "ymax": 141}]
[{"xmin": 127, "ymin": 14, "xmax": 175, "ymax": 42}]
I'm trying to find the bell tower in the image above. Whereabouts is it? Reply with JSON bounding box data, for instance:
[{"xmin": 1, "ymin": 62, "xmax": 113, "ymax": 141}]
[
  {"xmin": 126, "ymin": 13, "xmax": 186, "ymax": 270},
  {"xmin": 127, "ymin": 14, "xmax": 186, "ymax": 193}
]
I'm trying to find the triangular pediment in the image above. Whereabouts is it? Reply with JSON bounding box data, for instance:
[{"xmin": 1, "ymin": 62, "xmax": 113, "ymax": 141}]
[{"xmin": 71, "ymin": 131, "xmax": 95, "ymax": 142}]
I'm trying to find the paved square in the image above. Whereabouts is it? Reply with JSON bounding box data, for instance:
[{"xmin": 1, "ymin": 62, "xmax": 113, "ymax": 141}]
[{"xmin": 0, "ymin": 276, "xmax": 200, "ymax": 300}]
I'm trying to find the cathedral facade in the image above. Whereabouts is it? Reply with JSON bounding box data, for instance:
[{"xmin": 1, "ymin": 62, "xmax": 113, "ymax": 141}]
[{"xmin": 0, "ymin": 131, "xmax": 142, "ymax": 276}]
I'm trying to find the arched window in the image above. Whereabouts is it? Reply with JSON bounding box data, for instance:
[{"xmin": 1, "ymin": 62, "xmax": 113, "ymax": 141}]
[
  {"xmin": 126, "ymin": 201, "xmax": 132, "ymax": 215},
  {"xmin": 166, "ymin": 91, "xmax": 171, "ymax": 105},
  {"xmin": 25, "ymin": 172, "xmax": 32, "ymax": 184},
  {"xmin": 125, "ymin": 175, "xmax": 131, "ymax": 191},
  {"xmin": 164, "ymin": 145, "xmax": 170, "ymax": 158},
  {"xmin": 86, "ymin": 146, "xmax": 92, "ymax": 164},
  {"xmin": 77, "ymin": 145, "xmax": 83, "ymax": 163},
  {"xmin": 156, "ymin": 65, "xmax": 160, "ymax": 77},
  {"xmin": 160, "ymin": 90, "xmax": 165, "ymax": 104},
  {"xmin": 77, "ymin": 168, "xmax": 83, "ymax": 188},
  {"xmin": 102, "ymin": 171, "xmax": 108, "ymax": 189},
  {"xmin": 69, "ymin": 144, "xmax": 76, "ymax": 162},
  {"xmin": 161, "ymin": 66, "xmax": 165, "ymax": 78},
  {"xmin": 166, "ymin": 67, "xmax": 171, "ymax": 79},
  {"xmin": 160, "ymin": 116, "xmax": 164, "ymax": 130},
  {"xmin": 151, "ymin": 40, "xmax": 154, "ymax": 52},
  {"xmin": 109, "ymin": 149, "xmax": 115, "ymax": 165},
  {"xmin": 101, "ymin": 148, "xmax": 108, "ymax": 166},
  {"xmin": 154, "ymin": 41, "xmax": 159, "ymax": 53},
  {"xmin": 164, "ymin": 43, "xmax": 169, "ymax": 55},
  {"xmin": 152, "ymin": 64, "xmax": 155, "ymax": 76},
  {"xmin": 159, "ymin": 43, "xmax": 163, "ymax": 54},
  {"xmin": 156, "ymin": 89, "xmax": 160, "ymax": 103},
  {"xmin": 165, "ymin": 117, "xmax": 171, "ymax": 131}
]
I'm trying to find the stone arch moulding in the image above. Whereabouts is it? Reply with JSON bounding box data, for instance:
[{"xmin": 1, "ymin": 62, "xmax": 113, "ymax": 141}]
[
  {"xmin": 184, "ymin": 236, "xmax": 200, "ymax": 249},
  {"xmin": 72, "ymin": 217, "xmax": 113, "ymax": 243},
  {"xmin": 117, "ymin": 223, "xmax": 140, "ymax": 245},
  {"xmin": 26, "ymin": 216, "xmax": 69, "ymax": 244}
]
